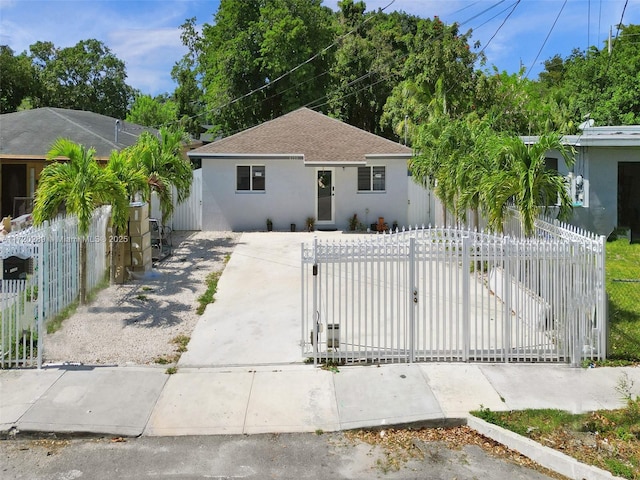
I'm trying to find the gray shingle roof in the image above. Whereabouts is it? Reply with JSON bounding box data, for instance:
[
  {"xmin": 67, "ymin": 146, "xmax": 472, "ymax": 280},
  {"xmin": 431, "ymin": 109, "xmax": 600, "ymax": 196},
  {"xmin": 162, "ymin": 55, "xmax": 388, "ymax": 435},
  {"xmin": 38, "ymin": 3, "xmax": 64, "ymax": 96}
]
[
  {"xmin": 0, "ymin": 108, "xmax": 157, "ymax": 158},
  {"xmin": 188, "ymin": 108, "xmax": 412, "ymax": 163}
]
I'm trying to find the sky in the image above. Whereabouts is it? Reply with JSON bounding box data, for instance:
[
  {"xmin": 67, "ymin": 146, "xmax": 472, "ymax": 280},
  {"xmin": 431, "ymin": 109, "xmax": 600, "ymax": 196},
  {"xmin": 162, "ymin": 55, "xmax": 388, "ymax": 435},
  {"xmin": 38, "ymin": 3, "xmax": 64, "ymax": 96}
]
[{"xmin": 1, "ymin": 0, "xmax": 638, "ymax": 97}]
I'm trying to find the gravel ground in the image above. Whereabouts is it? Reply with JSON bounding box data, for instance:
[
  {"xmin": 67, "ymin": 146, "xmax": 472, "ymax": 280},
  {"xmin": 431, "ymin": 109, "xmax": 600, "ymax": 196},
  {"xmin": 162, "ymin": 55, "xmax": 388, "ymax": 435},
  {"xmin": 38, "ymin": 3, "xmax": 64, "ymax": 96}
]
[{"xmin": 43, "ymin": 231, "xmax": 240, "ymax": 366}]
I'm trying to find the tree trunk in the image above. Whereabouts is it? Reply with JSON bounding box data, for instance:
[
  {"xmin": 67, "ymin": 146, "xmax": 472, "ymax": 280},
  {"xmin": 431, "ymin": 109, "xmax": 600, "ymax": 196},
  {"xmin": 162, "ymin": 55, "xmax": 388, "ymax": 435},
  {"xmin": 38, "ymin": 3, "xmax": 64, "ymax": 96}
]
[
  {"xmin": 80, "ymin": 240, "xmax": 87, "ymax": 305},
  {"xmin": 110, "ymin": 237, "xmax": 116, "ymax": 285}
]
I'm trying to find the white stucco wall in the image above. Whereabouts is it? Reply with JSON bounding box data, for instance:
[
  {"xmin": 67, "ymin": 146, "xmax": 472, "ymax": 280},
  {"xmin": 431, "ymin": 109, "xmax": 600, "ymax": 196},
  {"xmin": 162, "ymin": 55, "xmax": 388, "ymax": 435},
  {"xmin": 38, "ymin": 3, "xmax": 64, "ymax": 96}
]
[
  {"xmin": 585, "ymin": 146, "xmax": 640, "ymax": 229},
  {"xmin": 199, "ymin": 156, "xmax": 410, "ymax": 231},
  {"xmin": 331, "ymin": 158, "xmax": 409, "ymax": 230}
]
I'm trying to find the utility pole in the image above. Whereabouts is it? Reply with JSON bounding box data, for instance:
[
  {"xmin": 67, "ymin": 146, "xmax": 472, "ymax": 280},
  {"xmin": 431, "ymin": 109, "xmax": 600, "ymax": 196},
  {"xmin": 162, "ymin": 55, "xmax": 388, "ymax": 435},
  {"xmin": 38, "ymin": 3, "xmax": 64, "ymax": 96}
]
[{"xmin": 609, "ymin": 26, "xmax": 612, "ymax": 55}]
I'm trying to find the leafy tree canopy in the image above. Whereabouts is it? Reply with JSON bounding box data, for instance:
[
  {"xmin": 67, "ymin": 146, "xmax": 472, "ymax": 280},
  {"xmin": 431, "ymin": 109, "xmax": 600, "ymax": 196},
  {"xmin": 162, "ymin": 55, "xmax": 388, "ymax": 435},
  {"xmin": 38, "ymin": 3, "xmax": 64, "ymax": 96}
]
[
  {"xmin": 26, "ymin": 39, "xmax": 134, "ymax": 118},
  {"xmin": 537, "ymin": 24, "xmax": 640, "ymax": 126},
  {"xmin": 0, "ymin": 46, "xmax": 38, "ymax": 113},
  {"xmin": 126, "ymin": 94, "xmax": 178, "ymax": 128}
]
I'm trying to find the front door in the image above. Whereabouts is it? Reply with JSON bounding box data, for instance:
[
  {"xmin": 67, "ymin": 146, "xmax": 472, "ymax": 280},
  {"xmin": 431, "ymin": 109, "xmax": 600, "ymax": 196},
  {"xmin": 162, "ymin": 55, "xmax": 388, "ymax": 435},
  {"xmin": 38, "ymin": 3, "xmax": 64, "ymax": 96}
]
[
  {"xmin": 316, "ymin": 169, "xmax": 334, "ymax": 225},
  {"xmin": 1, "ymin": 164, "xmax": 27, "ymax": 218}
]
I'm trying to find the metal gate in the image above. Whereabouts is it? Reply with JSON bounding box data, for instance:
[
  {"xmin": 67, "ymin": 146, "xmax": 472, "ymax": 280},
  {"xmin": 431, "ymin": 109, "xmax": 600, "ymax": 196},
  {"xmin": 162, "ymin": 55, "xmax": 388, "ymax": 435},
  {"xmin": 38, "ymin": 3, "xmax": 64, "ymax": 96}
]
[{"xmin": 301, "ymin": 224, "xmax": 606, "ymax": 366}]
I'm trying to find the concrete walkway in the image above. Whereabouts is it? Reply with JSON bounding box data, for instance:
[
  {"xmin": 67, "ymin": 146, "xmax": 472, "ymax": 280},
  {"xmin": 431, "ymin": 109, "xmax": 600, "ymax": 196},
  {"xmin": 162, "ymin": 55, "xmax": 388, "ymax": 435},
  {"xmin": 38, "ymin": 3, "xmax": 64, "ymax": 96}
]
[
  {"xmin": 3, "ymin": 363, "xmax": 639, "ymax": 437},
  {"xmin": 1, "ymin": 232, "xmax": 639, "ymax": 479}
]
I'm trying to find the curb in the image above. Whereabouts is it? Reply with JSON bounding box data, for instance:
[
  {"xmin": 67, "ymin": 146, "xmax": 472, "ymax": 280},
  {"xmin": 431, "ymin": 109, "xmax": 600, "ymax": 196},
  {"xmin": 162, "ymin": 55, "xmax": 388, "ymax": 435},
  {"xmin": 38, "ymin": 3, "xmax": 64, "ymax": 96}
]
[{"xmin": 467, "ymin": 416, "xmax": 625, "ymax": 480}]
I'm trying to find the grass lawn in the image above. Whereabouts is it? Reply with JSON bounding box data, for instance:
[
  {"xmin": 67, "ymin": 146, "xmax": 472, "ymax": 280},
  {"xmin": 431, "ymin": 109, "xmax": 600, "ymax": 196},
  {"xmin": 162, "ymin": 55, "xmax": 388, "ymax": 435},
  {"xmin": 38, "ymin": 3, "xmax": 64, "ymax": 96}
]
[
  {"xmin": 472, "ymin": 389, "xmax": 640, "ymax": 479},
  {"xmin": 471, "ymin": 240, "xmax": 640, "ymax": 479},
  {"xmin": 606, "ymin": 238, "xmax": 640, "ymax": 362}
]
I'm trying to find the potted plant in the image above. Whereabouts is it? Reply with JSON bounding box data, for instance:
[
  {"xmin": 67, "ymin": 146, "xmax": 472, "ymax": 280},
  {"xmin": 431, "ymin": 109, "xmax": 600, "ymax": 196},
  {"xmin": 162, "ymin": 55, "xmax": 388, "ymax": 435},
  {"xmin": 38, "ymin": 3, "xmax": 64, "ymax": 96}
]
[
  {"xmin": 266, "ymin": 218, "xmax": 273, "ymax": 231},
  {"xmin": 305, "ymin": 216, "xmax": 315, "ymax": 232},
  {"xmin": 348, "ymin": 213, "xmax": 359, "ymax": 231}
]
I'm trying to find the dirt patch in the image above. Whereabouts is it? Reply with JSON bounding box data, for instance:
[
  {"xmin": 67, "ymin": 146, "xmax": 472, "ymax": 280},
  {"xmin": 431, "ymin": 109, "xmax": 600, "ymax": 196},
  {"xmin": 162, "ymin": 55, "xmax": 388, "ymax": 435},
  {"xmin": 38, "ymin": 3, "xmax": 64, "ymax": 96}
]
[{"xmin": 43, "ymin": 231, "xmax": 240, "ymax": 366}]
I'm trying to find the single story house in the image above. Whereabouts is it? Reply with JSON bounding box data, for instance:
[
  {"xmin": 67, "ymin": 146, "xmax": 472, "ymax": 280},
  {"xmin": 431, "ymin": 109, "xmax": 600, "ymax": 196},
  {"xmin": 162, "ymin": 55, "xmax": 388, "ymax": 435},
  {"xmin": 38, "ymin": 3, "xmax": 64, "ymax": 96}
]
[
  {"xmin": 524, "ymin": 125, "xmax": 640, "ymax": 236},
  {"xmin": 187, "ymin": 108, "xmax": 418, "ymax": 232},
  {"xmin": 0, "ymin": 107, "xmax": 157, "ymax": 219}
]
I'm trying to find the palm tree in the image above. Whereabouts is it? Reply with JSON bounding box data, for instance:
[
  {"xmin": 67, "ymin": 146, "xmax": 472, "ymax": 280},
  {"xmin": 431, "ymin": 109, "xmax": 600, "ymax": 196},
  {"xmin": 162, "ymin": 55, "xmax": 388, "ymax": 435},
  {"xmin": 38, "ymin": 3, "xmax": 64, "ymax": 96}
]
[
  {"xmin": 105, "ymin": 148, "xmax": 149, "ymax": 283},
  {"xmin": 130, "ymin": 127, "xmax": 192, "ymax": 226},
  {"xmin": 454, "ymin": 116, "xmax": 498, "ymax": 230},
  {"xmin": 481, "ymin": 133, "xmax": 574, "ymax": 236},
  {"xmin": 410, "ymin": 79, "xmax": 457, "ymax": 225},
  {"xmin": 105, "ymin": 148, "xmax": 149, "ymax": 230},
  {"xmin": 33, "ymin": 138, "xmax": 127, "ymax": 304}
]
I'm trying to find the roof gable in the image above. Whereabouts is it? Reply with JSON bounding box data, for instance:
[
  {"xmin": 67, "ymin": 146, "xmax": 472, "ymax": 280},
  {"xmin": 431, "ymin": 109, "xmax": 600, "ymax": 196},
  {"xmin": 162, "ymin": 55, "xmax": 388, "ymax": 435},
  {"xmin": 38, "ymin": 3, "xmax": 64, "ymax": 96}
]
[
  {"xmin": 188, "ymin": 108, "xmax": 412, "ymax": 163},
  {"xmin": 0, "ymin": 108, "xmax": 157, "ymax": 158}
]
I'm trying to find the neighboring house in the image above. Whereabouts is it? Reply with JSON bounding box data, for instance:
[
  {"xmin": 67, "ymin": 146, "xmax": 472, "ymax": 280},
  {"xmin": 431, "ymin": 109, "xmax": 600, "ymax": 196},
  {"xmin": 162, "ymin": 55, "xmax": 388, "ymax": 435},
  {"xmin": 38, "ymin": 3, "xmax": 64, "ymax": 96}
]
[
  {"xmin": 524, "ymin": 125, "xmax": 640, "ymax": 236},
  {"xmin": 187, "ymin": 108, "xmax": 417, "ymax": 232},
  {"xmin": 0, "ymin": 107, "xmax": 157, "ymax": 218}
]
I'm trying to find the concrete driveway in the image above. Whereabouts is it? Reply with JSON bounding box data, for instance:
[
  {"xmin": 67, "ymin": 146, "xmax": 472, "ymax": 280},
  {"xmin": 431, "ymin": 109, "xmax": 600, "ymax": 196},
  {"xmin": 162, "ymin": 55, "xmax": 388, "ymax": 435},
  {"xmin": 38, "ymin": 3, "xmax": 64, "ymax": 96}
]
[{"xmin": 180, "ymin": 232, "xmax": 345, "ymax": 367}]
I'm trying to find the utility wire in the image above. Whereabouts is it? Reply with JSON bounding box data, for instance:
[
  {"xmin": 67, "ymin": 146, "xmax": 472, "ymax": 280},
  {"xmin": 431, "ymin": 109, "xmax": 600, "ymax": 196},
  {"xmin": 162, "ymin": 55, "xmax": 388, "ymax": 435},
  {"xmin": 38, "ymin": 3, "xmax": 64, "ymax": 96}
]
[
  {"xmin": 601, "ymin": 0, "xmax": 629, "ymax": 82},
  {"xmin": 192, "ymin": 0, "xmax": 396, "ymax": 121},
  {"xmin": 477, "ymin": 1, "xmax": 521, "ymax": 56},
  {"xmin": 524, "ymin": 0, "xmax": 568, "ymax": 79},
  {"xmin": 228, "ymin": 0, "xmax": 518, "ymax": 138},
  {"xmin": 169, "ymin": 0, "xmax": 519, "ymax": 137},
  {"xmin": 472, "ymin": 1, "xmax": 519, "ymax": 33}
]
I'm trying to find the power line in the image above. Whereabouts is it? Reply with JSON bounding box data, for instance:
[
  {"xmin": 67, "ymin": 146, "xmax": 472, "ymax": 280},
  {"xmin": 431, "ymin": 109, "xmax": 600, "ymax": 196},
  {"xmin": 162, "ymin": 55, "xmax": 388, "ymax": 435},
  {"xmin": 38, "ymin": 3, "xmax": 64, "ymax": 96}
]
[
  {"xmin": 588, "ymin": 0, "xmax": 591, "ymax": 55},
  {"xmin": 165, "ymin": 0, "xmax": 522, "ymax": 137},
  {"xmin": 602, "ymin": 0, "xmax": 629, "ymax": 81},
  {"xmin": 477, "ymin": 1, "xmax": 521, "ymax": 57},
  {"xmin": 471, "ymin": 1, "xmax": 519, "ymax": 33},
  {"xmin": 524, "ymin": 0, "xmax": 568, "ymax": 79},
  {"xmin": 160, "ymin": 0, "xmax": 398, "ymax": 131}
]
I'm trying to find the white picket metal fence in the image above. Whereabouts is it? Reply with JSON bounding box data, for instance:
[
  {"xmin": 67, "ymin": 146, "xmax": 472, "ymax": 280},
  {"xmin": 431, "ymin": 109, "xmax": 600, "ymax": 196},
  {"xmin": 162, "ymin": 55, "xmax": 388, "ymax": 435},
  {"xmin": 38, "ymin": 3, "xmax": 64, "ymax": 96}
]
[
  {"xmin": 0, "ymin": 206, "xmax": 111, "ymax": 368},
  {"xmin": 301, "ymin": 217, "xmax": 606, "ymax": 366}
]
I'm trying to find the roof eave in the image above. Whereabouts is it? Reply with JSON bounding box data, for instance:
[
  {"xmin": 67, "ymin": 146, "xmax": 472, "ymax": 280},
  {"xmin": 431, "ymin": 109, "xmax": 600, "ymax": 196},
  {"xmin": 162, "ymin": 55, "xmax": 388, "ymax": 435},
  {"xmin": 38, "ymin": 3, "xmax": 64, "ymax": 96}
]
[{"xmin": 189, "ymin": 152, "xmax": 305, "ymax": 160}]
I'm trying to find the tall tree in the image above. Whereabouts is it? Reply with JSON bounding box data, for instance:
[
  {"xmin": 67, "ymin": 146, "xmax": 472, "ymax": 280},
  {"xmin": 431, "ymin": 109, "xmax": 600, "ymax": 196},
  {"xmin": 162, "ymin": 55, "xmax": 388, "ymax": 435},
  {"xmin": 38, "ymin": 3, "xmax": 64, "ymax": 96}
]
[
  {"xmin": 537, "ymin": 24, "xmax": 640, "ymax": 126},
  {"xmin": 127, "ymin": 94, "xmax": 178, "ymax": 128},
  {"xmin": 326, "ymin": 3, "xmax": 417, "ymax": 137},
  {"xmin": 29, "ymin": 39, "xmax": 134, "ymax": 118},
  {"xmin": 0, "ymin": 46, "xmax": 38, "ymax": 113},
  {"xmin": 197, "ymin": 0, "xmax": 334, "ymax": 135},
  {"xmin": 172, "ymin": 17, "xmax": 205, "ymax": 137},
  {"xmin": 32, "ymin": 139, "xmax": 127, "ymax": 303},
  {"xmin": 382, "ymin": 16, "xmax": 480, "ymax": 140}
]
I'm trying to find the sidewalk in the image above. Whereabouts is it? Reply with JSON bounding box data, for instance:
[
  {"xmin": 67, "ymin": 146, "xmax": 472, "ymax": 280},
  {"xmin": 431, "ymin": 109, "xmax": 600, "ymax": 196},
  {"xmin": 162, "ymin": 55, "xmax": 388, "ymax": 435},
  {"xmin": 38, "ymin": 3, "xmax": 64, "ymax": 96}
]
[{"xmin": 2, "ymin": 362, "xmax": 638, "ymax": 437}]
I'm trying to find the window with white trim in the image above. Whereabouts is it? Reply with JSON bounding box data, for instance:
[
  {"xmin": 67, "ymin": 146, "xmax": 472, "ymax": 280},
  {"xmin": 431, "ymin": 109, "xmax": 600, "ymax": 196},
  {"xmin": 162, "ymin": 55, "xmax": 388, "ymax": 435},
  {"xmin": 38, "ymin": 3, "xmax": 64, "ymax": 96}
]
[
  {"xmin": 236, "ymin": 165, "xmax": 265, "ymax": 191},
  {"xmin": 358, "ymin": 166, "xmax": 385, "ymax": 192}
]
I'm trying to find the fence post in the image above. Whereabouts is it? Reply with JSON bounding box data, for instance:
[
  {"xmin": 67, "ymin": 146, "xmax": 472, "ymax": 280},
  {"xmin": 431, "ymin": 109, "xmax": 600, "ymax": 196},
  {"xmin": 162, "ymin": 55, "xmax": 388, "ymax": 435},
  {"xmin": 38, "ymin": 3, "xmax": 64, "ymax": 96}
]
[
  {"xmin": 503, "ymin": 236, "xmax": 512, "ymax": 363},
  {"xmin": 300, "ymin": 242, "xmax": 305, "ymax": 359},
  {"xmin": 462, "ymin": 236, "xmax": 470, "ymax": 361},
  {"xmin": 409, "ymin": 237, "xmax": 416, "ymax": 363},
  {"xmin": 598, "ymin": 235, "xmax": 607, "ymax": 361},
  {"xmin": 37, "ymin": 222, "xmax": 47, "ymax": 369},
  {"xmin": 312, "ymin": 236, "xmax": 318, "ymax": 367}
]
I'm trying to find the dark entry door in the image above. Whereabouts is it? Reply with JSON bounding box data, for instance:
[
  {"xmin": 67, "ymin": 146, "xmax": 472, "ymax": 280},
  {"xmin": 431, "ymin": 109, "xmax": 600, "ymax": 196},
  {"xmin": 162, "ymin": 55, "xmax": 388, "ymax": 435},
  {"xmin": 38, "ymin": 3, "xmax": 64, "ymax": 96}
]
[
  {"xmin": 619, "ymin": 162, "xmax": 640, "ymax": 242},
  {"xmin": 1, "ymin": 164, "xmax": 27, "ymax": 218},
  {"xmin": 316, "ymin": 169, "xmax": 334, "ymax": 224}
]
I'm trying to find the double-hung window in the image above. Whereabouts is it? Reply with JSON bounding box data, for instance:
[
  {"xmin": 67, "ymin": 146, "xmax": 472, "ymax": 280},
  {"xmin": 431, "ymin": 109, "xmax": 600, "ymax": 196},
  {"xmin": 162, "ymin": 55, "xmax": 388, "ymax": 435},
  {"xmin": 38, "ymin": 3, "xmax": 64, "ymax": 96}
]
[
  {"xmin": 358, "ymin": 166, "xmax": 385, "ymax": 192},
  {"xmin": 236, "ymin": 165, "xmax": 265, "ymax": 191}
]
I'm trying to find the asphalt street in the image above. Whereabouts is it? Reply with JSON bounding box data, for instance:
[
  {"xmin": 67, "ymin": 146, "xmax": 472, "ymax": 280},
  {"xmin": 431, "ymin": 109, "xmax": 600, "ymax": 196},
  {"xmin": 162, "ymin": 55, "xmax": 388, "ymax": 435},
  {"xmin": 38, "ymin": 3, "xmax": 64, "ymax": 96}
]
[{"xmin": 0, "ymin": 432, "xmax": 561, "ymax": 480}]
